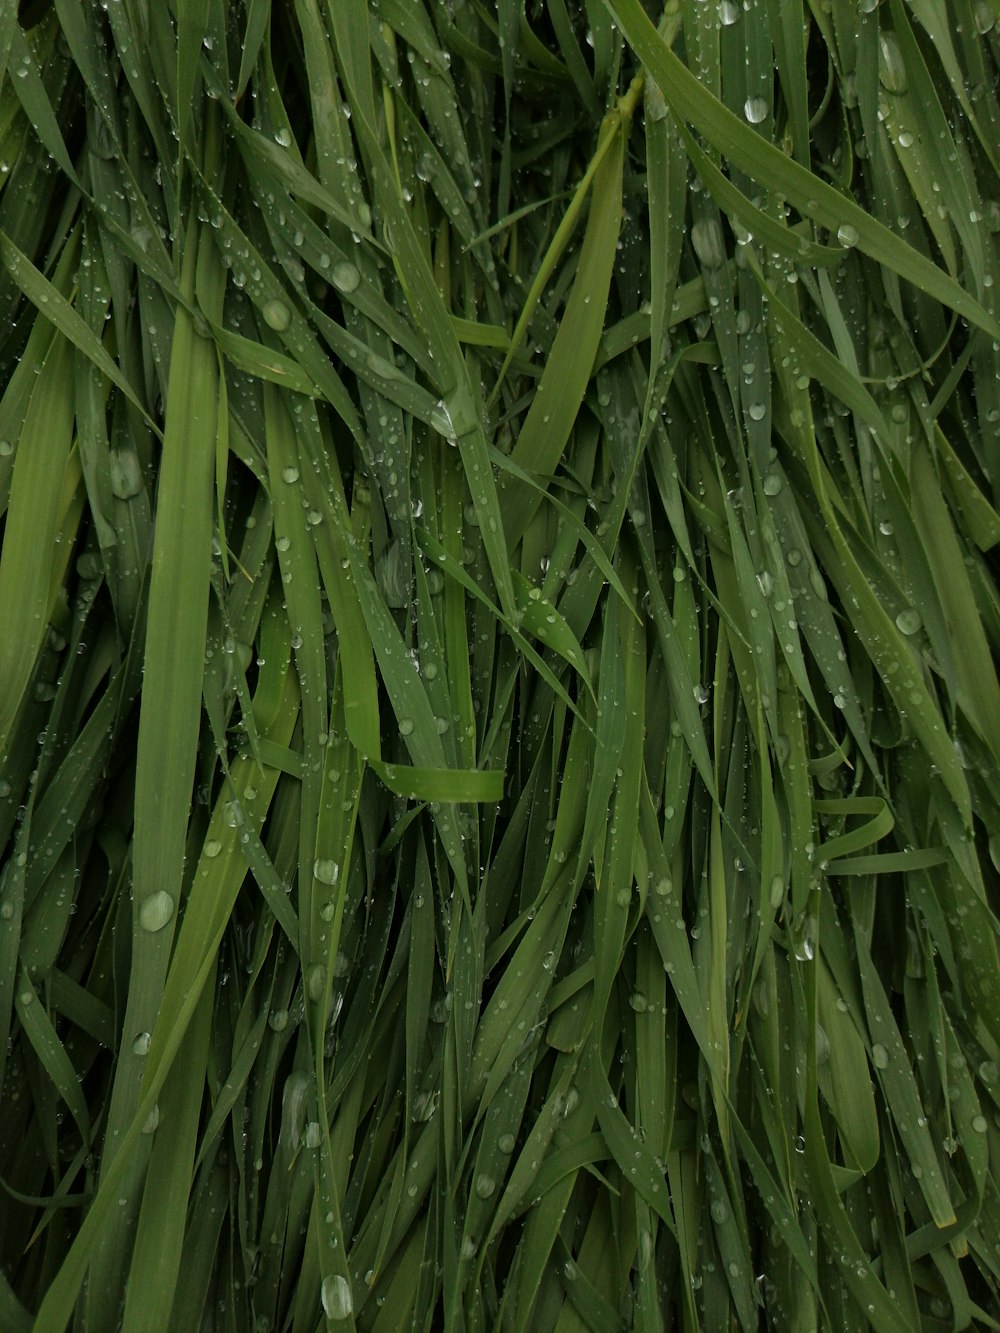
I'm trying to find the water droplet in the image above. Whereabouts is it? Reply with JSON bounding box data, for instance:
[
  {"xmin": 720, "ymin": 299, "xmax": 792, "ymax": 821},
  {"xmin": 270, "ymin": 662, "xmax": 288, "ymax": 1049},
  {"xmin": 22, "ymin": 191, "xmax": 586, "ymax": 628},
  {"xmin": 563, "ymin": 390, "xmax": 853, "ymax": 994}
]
[
  {"xmin": 110, "ymin": 450, "xmax": 143, "ymax": 499},
  {"xmin": 398, "ymin": 718, "xmax": 414, "ymax": 736},
  {"xmin": 306, "ymin": 964, "xmax": 326, "ymax": 1002},
  {"xmin": 262, "ymin": 299, "xmax": 291, "ymax": 332},
  {"xmin": 281, "ymin": 465, "xmax": 300, "ymax": 484},
  {"xmin": 895, "ymin": 608, "xmax": 921, "ymax": 636},
  {"xmin": 142, "ymin": 1104, "xmax": 160, "ymax": 1134},
  {"xmin": 871, "ymin": 1044, "xmax": 889, "ymax": 1069},
  {"xmin": 645, "ymin": 78, "xmax": 668, "ymax": 122},
  {"xmin": 274, "ymin": 126, "xmax": 292, "ymax": 148},
  {"xmin": 139, "ymin": 890, "xmax": 175, "ymax": 933},
  {"xmin": 710, "ymin": 1200, "xmax": 729, "ymax": 1224},
  {"xmin": 972, "ymin": 1114, "xmax": 989, "ymax": 1134},
  {"xmin": 474, "ymin": 1174, "xmax": 496, "ymax": 1199},
  {"xmin": 629, "ymin": 991, "xmax": 649, "ymax": 1013},
  {"xmin": 313, "ymin": 859, "xmax": 340, "ymax": 886},
  {"xmin": 432, "ymin": 382, "xmax": 480, "ymax": 444},
  {"xmin": 718, "ymin": 0, "xmax": 740, "ymax": 23},
  {"xmin": 321, "ymin": 1275, "xmax": 353, "ymax": 1319},
  {"xmin": 744, "ymin": 96, "xmax": 769, "ymax": 124},
  {"xmin": 762, "ymin": 471, "xmax": 783, "ymax": 496},
  {"xmin": 330, "ymin": 260, "xmax": 360, "ymax": 294},
  {"xmin": 691, "ymin": 218, "xmax": 726, "ymax": 269},
  {"xmin": 413, "ymin": 1088, "xmax": 438, "ymax": 1122},
  {"xmin": 769, "ymin": 875, "xmax": 784, "ymax": 907},
  {"xmin": 269, "ymin": 1009, "xmax": 289, "ymax": 1032},
  {"xmin": 132, "ymin": 1031, "xmax": 152, "ymax": 1056},
  {"xmin": 430, "ymin": 401, "xmax": 457, "ymax": 442},
  {"xmin": 498, "ymin": 1132, "xmax": 516, "ymax": 1153},
  {"xmin": 204, "ymin": 839, "xmax": 222, "ymax": 859},
  {"xmin": 878, "ymin": 33, "xmax": 908, "ymax": 95},
  {"xmin": 837, "ymin": 223, "xmax": 860, "ymax": 247},
  {"xmin": 791, "ymin": 914, "xmax": 815, "ymax": 961},
  {"xmin": 748, "ymin": 402, "xmax": 767, "ymax": 421}
]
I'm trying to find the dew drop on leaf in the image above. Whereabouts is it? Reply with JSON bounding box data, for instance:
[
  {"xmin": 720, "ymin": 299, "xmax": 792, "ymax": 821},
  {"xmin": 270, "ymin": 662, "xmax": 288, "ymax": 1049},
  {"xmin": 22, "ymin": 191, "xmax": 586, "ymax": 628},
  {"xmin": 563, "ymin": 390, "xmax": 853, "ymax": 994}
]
[
  {"xmin": 331, "ymin": 260, "xmax": 360, "ymax": 293},
  {"xmin": 139, "ymin": 890, "xmax": 175, "ymax": 933},
  {"xmin": 262, "ymin": 299, "xmax": 291, "ymax": 332},
  {"xmin": 321, "ymin": 1276, "xmax": 353, "ymax": 1320},
  {"xmin": 744, "ymin": 96, "xmax": 769, "ymax": 124},
  {"xmin": 313, "ymin": 858, "xmax": 339, "ymax": 886}
]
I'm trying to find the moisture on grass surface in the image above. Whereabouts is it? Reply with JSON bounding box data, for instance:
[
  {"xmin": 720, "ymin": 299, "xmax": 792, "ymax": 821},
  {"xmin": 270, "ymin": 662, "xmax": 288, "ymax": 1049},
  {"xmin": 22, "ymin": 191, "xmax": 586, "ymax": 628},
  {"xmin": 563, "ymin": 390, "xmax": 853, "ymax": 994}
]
[{"xmin": 1, "ymin": 1, "xmax": 1000, "ymax": 1330}]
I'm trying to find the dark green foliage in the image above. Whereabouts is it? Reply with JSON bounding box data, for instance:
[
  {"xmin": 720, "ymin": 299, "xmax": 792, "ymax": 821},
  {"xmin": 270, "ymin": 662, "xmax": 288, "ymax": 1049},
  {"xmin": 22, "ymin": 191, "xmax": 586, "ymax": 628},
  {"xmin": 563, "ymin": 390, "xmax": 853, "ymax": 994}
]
[{"xmin": 2, "ymin": 1, "xmax": 1000, "ymax": 1329}]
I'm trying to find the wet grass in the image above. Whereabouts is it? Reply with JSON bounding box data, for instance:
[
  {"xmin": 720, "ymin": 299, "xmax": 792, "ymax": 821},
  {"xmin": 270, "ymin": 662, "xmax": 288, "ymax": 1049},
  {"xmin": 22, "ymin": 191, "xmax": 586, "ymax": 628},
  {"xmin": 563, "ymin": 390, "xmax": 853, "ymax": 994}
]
[{"xmin": 2, "ymin": 1, "xmax": 1000, "ymax": 1329}]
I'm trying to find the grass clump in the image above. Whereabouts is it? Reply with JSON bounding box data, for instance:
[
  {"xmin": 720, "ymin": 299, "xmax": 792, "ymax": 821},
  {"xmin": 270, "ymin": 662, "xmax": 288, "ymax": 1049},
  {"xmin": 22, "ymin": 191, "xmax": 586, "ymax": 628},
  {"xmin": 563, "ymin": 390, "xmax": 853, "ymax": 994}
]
[{"xmin": 2, "ymin": 1, "xmax": 1000, "ymax": 1329}]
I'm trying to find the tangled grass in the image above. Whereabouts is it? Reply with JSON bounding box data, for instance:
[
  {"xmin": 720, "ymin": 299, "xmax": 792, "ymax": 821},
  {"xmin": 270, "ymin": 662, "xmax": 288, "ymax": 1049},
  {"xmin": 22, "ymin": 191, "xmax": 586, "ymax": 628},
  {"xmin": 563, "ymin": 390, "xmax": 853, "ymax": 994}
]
[{"xmin": 2, "ymin": 1, "xmax": 1000, "ymax": 1329}]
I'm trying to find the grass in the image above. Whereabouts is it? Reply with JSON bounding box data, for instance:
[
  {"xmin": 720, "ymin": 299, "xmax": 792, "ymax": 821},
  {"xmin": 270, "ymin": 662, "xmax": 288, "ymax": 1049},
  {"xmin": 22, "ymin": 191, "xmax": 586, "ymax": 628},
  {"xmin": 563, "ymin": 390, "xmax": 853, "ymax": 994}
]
[{"xmin": 1, "ymin": 0, "xmax": 1000, "ymax": 1328}]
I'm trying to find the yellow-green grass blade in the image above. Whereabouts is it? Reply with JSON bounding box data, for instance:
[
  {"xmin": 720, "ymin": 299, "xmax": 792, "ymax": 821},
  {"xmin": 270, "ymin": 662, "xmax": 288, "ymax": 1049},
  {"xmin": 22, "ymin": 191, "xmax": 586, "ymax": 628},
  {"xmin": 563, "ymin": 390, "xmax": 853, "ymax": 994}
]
[
  {"xmin": 816, "ymin": 959, "xmax": 880, "ymax": 1173},
  {"xmin": 121, "ymin": 974, "xmax": 215, "ymax": 1332},
  {"xmin": 499, "ymin": 123, "xmax": 626, "ymax": 549},
  {"xmin": 0, "ymin": 233, "xmax": 157, "ymax": 434},
  {"xmin": 7, "ymin": 24, "xmax": 78, "ymax": 185},
  {"xmin": 83, "ymin": 215, "xmax": 223, "ymax": 1322},
  {"xmin": 490, "ymin": 101, "xmax": 629, "ymax": 401}
]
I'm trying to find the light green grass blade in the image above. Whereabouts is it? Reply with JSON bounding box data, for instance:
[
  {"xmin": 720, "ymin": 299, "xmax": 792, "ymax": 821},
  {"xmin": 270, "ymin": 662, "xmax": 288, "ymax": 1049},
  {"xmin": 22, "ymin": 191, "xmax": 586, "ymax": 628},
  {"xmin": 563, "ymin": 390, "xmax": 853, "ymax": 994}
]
[
  {"xmin": 500, "ymin": 120, "xmax": 626, "ymax": 548},
  {"xmin": 84, "ymin": 214, "xmax": 222, "ymax": 1323}
]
